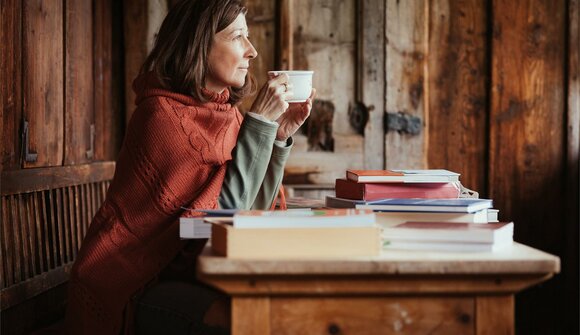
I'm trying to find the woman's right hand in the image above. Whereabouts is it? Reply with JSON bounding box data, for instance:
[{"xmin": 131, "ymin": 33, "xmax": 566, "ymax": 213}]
[{"xmin": 250, "ymin": 74, "xmax": 293, "ymax": 121}]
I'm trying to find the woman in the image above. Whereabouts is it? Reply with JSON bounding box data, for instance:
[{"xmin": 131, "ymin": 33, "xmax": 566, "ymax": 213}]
[{"xmin": 64, "ymin": 0, "xmax": 314, "ymax": 334}]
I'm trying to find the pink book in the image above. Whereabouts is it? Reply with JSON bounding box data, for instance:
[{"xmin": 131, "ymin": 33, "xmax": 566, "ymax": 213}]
[{"xmin": 335, "ymin": 178, "xmax": 461, "ymax": 201}]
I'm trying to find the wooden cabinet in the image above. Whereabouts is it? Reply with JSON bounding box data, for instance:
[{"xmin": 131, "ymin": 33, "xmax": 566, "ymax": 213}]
[{"xmin": 1, "ymin": 1, "xmax": 123, "ymax": 333}]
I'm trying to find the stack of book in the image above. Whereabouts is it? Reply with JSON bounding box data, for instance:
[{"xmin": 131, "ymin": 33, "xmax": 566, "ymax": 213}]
[
  {"xmin": 326, "ymin": 169, "xmax": 511, "ymax": 252},
  {"xmin": 181, "ymin": 209, "xmax": 382, "ymax": 259}
]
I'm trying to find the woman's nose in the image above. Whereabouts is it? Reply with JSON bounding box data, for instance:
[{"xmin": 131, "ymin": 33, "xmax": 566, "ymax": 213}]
[{"xmin": 245, "ymin": 38, "xmax": 258, "ymax": 59}]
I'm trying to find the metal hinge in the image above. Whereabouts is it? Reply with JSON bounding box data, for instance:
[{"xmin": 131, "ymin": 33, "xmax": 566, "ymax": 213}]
[
  {"xmin": 21, "ymin": 119, "xmax": 38, "ymax": 163},
  {"xmin": 384, "ymin": 112, "xmax": 422, "ymax": 135}
]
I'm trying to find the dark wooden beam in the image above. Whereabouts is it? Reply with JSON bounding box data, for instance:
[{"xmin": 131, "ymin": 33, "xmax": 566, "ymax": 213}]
[{"xmin": 1, "ymin": 162, "xmax": 115, "ymax": 195}]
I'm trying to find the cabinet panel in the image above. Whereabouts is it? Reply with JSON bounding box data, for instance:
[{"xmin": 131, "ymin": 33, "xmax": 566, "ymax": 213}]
[
  {"xmin": 22, "ymin": 0, "xmax": 64, "ymax": 168},
  {"xmin": 1, "ymin": 0, "xmax": 23, "ymax": 171},
  {"xmin": 271, "ymin": 296, "xmax": 475, "ymax": 335},
  {"xmin": 65, "ymin": 0, "xmax": 94, "ymax": 165}
]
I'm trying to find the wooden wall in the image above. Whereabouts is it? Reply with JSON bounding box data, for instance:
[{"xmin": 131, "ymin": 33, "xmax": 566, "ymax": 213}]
[
  {"xmin": 278, "ymin": 0, "xmax": 578, "ymax": 333},
  {"xmin": 121, "ymin": 1, "xmax": 578, "ymax": 333},
  {"xmin": 0, "ymin": 0, "xmax": 123, "ymax": 333},
  {"xmin": 1, "ymin": 0, "xmax": 577, "ymax": 334}
]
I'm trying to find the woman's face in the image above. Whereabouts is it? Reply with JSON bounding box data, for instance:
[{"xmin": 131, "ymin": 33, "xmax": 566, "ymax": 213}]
[{"xmin": 206, "ymin": 13, "xmax": 257, "ymax": 93}]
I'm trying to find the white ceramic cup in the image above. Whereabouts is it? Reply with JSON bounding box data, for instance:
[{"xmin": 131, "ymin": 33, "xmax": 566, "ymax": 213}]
[{"xmin": 268, "ymin": 70, "xmax": 314, "ymax": 103}]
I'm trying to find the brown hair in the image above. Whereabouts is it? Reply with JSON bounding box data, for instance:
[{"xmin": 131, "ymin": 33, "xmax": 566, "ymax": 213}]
[{"xmin": 141, "ymin": 0, "xmax": 255, "ymax": 105}]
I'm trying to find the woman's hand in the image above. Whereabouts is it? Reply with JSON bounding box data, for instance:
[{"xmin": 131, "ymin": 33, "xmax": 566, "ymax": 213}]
[
  {"xmin": 250, "ymin": 74, "xmax": 293, "ymax": 121},
  {"xmin": 276, "ymin": 88, "xmax": 316, "ymax": 141}
]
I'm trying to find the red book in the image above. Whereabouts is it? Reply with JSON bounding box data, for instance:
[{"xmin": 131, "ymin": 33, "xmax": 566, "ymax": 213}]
[
  {"xmin": 346, "ymin": 169, "xmax": 459, "ymax": 183},
  {"xmin": 335, "ymin": 178, "xmax": 461, "ymax": 201}
]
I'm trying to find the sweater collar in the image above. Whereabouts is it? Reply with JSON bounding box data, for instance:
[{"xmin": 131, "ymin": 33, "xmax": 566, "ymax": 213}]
[{"xmin": 133, "ymin": 72, "xmax": 232, "ymax": 110}]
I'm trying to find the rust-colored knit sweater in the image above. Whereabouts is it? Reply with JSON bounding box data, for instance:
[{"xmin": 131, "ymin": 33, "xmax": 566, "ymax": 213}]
[{"xmin": 64, "ymin": 73, "xmax": 243, "ymax": 334}]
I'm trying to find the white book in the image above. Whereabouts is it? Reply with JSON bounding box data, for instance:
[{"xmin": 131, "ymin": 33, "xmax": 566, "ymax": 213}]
[
  {"xmin": 384, "ymin": 239, "xmax": 513, "ymax": 253},
  {"xmin": 381, "ymin": 221, "xmax": 514, "ymax": 244},
  {"xmin": 232, "ymin": 209, "xmax": 376, "ymax": 229},
  {"xmin": 180, "ymin": 217, "xmax": 211, "ymax": 239},
  {"xmin": 356, "ymin": 198, "xmax": 492, "ymax": 213},
  {"xmin": 375, "ymin": 209, "xmax": 490, "ymax": 226}
]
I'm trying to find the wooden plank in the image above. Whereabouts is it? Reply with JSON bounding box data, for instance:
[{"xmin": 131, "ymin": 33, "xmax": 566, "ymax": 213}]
[
  {"xmin": 427, "ymin": 0, "xmax": 488, "ymax": 192},
  {"xmin": 123, "ymin": 0, "xmax": 167, "ymax": 122},
  {"xmin": 25, "ymin": 194, "xmax": 39, "ymax": 276},
  {"xmin": 240, "ymin": 0, "xmax": 276, "ymax": 113},
  {"xmin": 48, "ymin": 190, "xmax": 59, "ymax": 267},
  {"xmin": 284, "ymin": 0, "xmax": 361, "ymax": 184},
  {"xmin": 384, "ymin": 0, "xmax": 429, "ymax": 169},
  {"xmin": 489, "ymin": 1, "xmax": 566, "ymax": 334},
  {"xmin": 85, "ymin": 183, "xmax": 93, "ymax": 237},
  {"xmin": 1, "ymin": 0, "xmax": 22, "ymax": 170},
  {"xmin": 41, "ymin": 191, "xmax": 52, "ymax": 271},
  {"xmin": 232, "ymin": 297, "xmax": 270, "ymax": 335},
  {"xmin": 566, "ymin": 0, "xmax": 580, "ymax": 332},
  {"xmin": 62, "ymin": 188, "xmax": 72, "ymax": 263},
  {"xmin": 55, "ymin": 188, "xmax": 66, "ymax": 265},
  {"xmin": 277, "ymin": 0, "xmax": 293, "ymax": 70},
  {"xmin": 33, "ymin": 191, "xmax": 45, "ymax": 273},
  {"xmin": 74, "ymin": 185, "xmax": 82, "ymax": 252},
  {"xmin": 94, "ymin": 0, "xmax": 123, "ymax": 161},
  {"xmin": 22, "ymin": 0, "xmax": 64, "ymax": 168},
  {"xmin": 292, "ymin": 0, "xmax": 356, "ymax": 136},
  {"xmin": 490, "ymin": 0, "xmax": 566, "ymax": 241},
  {"xmin": 0, "ymin": 263, "xmax": 72, "ymax": 310},
  {"xmin": 8, "ymin": 196, "xmax": 20, "ymax": 284},
  {"xmin": 1, "ymin": 161, "xmax": 115, "ymax": 195},
  {"xmin": 67, "ymin": 186, "xmax": 78, "ymax": 258},
  {"xmin": 65, "ymin": 0, "xmax": 94, "ymax": 165},
  {"xmin": 270, "ymin": 297, "xmax": 474, "ymax": 335},
  {"xmin": 17, "ymin": 194, "xmax": 31, "ymax": 281},
  {"xmin": 475, "ymin": 295, "xmax": 513, "ymax": 335},
  {"xmin": 1, "ymin": 197, "xmax": 14, "ymax": 287},
  {"xmin": 358, "ymin": 0, "xmax": 385, "ymax": 170}
]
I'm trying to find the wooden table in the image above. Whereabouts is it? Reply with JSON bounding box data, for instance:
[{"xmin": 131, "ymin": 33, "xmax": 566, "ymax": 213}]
[{"xmin": 197, "ymin": 243, "xmax": 559, "ymax": 335}]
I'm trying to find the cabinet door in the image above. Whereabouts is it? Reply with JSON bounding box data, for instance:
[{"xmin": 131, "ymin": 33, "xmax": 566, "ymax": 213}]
[{"xmin": 22, "ymin": 0, "xmax": 65, "ymax": 168}]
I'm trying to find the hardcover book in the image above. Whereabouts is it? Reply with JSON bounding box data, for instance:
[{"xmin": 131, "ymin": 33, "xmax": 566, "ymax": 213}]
[
  {"xmin": 382, "ymin": 221, "xmax": 514, "ymax": 243},
  {"xmin": 232, "ymin": 209, "xmax": 376, "ymax": 229},
  {"xmin": 346, "ymin": 169, "xmax": 460, "ymax": 183},
  {"xmin": 335, "ymin": 178, "xmax": 461, "ymax": 200},
  {"xmin": 375, "ymin": 209, "xmax": 493, "ymax": 225},
  {"xmin": 356, "ymin": 198, "xmax": 493, "ymax": 213},
  {"xmin": 382, "ymin": 221, "xmax": 514, "ymax": 252},
  {"xmin": 211, "ymin": 222, "xmax": 382, "ymax": 259}
]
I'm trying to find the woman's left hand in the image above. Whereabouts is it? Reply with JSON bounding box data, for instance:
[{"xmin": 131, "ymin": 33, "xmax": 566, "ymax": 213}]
[{"xmin": 276, "ymin": 89, "xmax": 316, "ymax": 141}]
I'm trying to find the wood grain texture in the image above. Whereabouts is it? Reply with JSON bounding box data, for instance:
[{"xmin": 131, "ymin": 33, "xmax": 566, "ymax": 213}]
[
  {"xmin": 232, "ymin": 297, "xmax": 270, "ymax": 335},
  {"xmin": 359, "ymin": 0, "xmax": 385, "ymax": 170},
  {"xmin": 384, "ymin": 0, "xmax": 429, "ymax": 169},
  {"xmin": 427, "ymin": 0, "xmax": 488, "ymax": 192},
  {"xmin": 1, "ymin": 161, "xmax": 115, "ymax": 195},
  {"xmin": 94, "ymin": 0, "xmax": 124, "ymax": 161},
  {"xmin": 124, "ymin": 0, "xmax": 167, "ymax": 122},
  {"xmin": 65, "ymin": 0, "xmax": 94, "ymax": 165},
  {"xmin": 1, "ymin": 0, "xmax": 22, "ymax": 170},
  {"xmin": 198, "ymin": 243, "xmax": 559, "ymax": 275},
  {"xmin": 489, "ymin": 1, "xmax": 566, "ymax": 334},
  {"xmin": 277, "ymin": 0, "xmax": 293, "ymax": 70},
  {"xmin": 270, "ymin": 297, "xmax": 474, "ymax": 335},
  {"xmin": 284, "ymin": 0, "xmax": 362, "ymax": 184},
  {"xmin": 565, "ymin": 0, "xmax": 580, "ymax": 332},
  {"xmin": 240, "ymin": 0, "xmax": 276, "ymax": 113},
  {"xmin": 475, "ymin": 295, "xmax": 513, "ymax": 335},
  {"xmin": 22, "ymin": 0, "xmax": 64, "ymax": 168}
]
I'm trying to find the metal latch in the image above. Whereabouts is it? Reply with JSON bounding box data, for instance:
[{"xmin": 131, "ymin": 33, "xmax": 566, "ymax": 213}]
[
  {"xmin": 384, "ymin": 112, "xmax": 422, "ymax": 135},
  {"xmin": 21, "ymin": 119, "xmax": 38, "ymax": 163}
]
